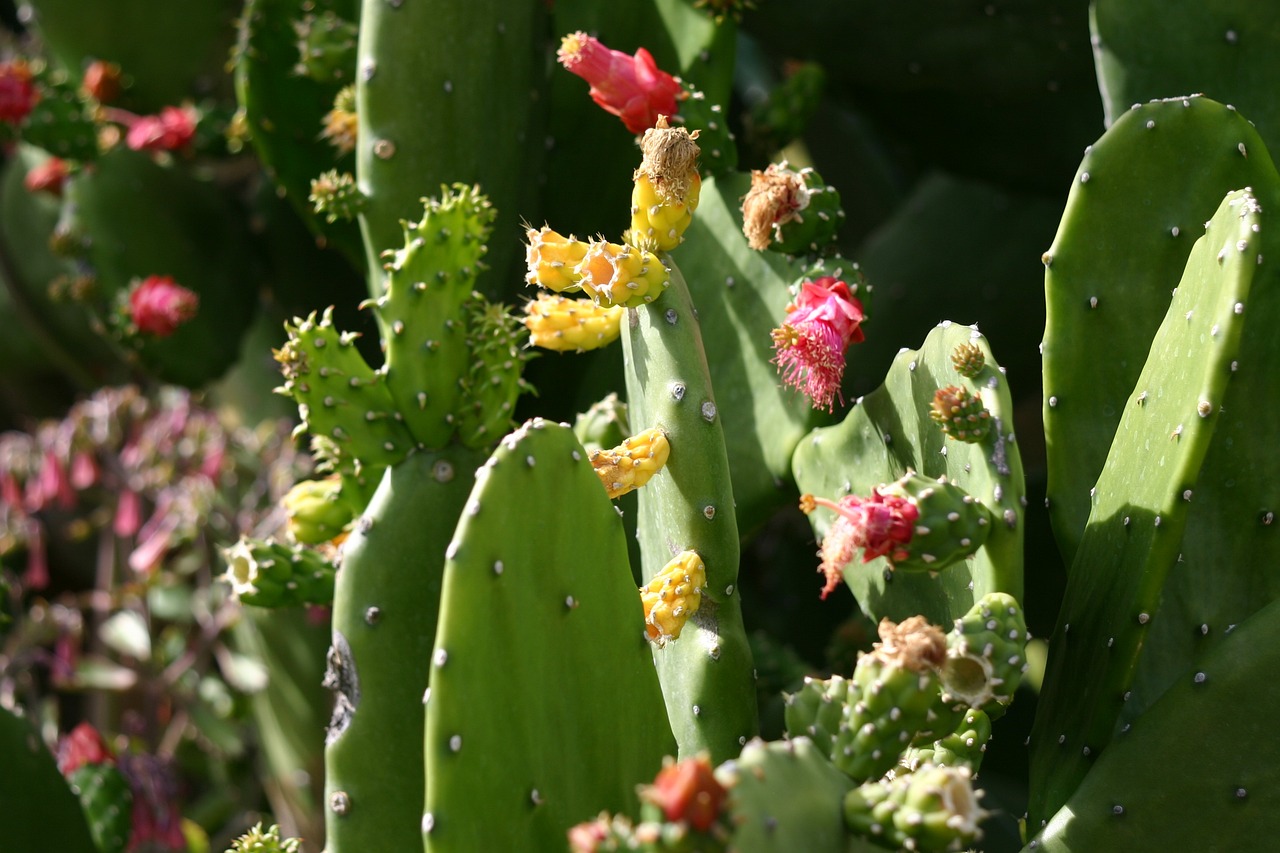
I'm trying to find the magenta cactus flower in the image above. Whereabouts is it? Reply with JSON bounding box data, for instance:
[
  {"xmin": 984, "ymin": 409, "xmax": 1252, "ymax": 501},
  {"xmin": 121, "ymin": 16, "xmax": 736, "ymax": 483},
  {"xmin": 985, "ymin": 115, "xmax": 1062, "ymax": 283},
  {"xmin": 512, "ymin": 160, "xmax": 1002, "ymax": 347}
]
[
  {"xmin": 128, "ymin": 275, "xmax": 199, "ymax": 337},
  {"xmin": 801, "ymin": 489, "xmax": 919, "ymax": 598},
  {"xmin": 771, "ymin": 276, "xmax": 866, "ymax": 411},
  {"xmin": 557, "ymin": 32, "xmax": 683, "ymax": 134},
  {"xmin": 24, "ymin": 156, "xmax": 70, "ymax": 196}
]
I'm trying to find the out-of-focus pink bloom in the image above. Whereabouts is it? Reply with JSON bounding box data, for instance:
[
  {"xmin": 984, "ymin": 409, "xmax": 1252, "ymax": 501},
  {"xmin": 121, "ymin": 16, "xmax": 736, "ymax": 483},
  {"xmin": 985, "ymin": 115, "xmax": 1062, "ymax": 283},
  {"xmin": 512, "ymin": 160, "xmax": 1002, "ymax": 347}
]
[
  {"xmin": 771, "ymin": 276, "xmax": 865, "ymax": 412},
  {"xmin": 128, "ymin": 275, "xmax": 198, "ymax": 337},
  {"xmin": 24, "ymin": 157, "xmax": 71, "ymax": 196},
  {"xmin": 124, "ymin": 106, "xmax": 195, "ymax": 152},
  {"xmin": 24, "ymin": 524, "xmax": 49, "ymax": 590},
  {"xmin": 1, "ymin": 469, "xmax": 24, "ymax": 509},
  {"xmin": 802, "ymin": 489, "xmax": 919, "ymax": 599},
  {"xmin": 114, "ymin": 489, "xmax": 142, "ymax": 537},
  {"xmin": 57, "ymin": 723, "xmax": 115, "ymax": 775},
  {"xmin": 36, "ymin": 449, "xmax": 76, "ymax": 511},
  {"xmin": 128, "ymin": 504, "xmax": 178, "ymax": 574},
  {"xmin": 199, "ymin": 438, "xmax": 225, "ymax": 483},
  {"xmin": 0, "ymin": 59, "xmax": 38, "ymax": 125},
  {"xmin": 69, "ymin": 450, "xmax": 98, "ymax": 490},
  {"xmin": 557, "ymin": 32, "xmax": 683, "ymax": 134}
]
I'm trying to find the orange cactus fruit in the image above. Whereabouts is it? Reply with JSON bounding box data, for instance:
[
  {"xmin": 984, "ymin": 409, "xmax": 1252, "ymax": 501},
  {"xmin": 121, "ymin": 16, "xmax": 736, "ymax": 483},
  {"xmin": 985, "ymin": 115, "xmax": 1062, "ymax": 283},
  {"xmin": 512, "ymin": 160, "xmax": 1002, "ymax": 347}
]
[
  {"xmin": 525, "ymin": 225, "xmax": 589, "ymax": 293},
  {"xmin": 575, "ymin": 239, "xmax": 669, "ymax": 308},
  {"xmin": 590, "ymin": 426, "xmax": 670, "ymax": 499},
  {"xmin": 640, "ymin": 549, "xmax": 705, "ymax": 645}
]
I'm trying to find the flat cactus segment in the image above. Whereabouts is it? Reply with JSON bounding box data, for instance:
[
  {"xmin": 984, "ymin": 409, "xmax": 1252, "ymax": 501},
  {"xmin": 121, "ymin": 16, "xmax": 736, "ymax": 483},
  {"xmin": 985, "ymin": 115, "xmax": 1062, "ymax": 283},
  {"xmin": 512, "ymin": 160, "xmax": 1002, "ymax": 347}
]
[
  {"xmin": 234, "ymin": 0, "xmax": 363, "ymax": 265},
  {"xmin": 379, "ymin": 184, "xmax": 495, "ymax": 449},
  {"xmin": 1027, "ymin": 189, "xmax": 1260, "ymax": 830},
  {"xmin": 355, "ymin": 0, "xmax": 543, "ymax": 291},
  {"xmin": 1042, "ymin": 95, "xmax": 1279, "ymax": 563},
  {"xmin": 622, "ymin": 257, "xmax": 758, "ymax": 762},
  {"xmin": 454, "ymin": 298, "xmax": 531, "ymax": 449},
  {"xmin": 323, "ymin": 447, "xmax": 482, "ymax": 853},
  {"xmin": 717, "ymin": 737, "xmax": 855, "ymax": 853},
  {"xmin": 1092, "ymin": 0, "xmax": 1280, "ymax": 155},
  {"xmin": 671, "ymin": 172, "xmax": 835, "ymax": 532},
  {"xmin": 792, "ymin": 322, "xmax": 1024, "ymax": 627},
  {"xmin": 1027, "ymin": 595, "xmax": 1280, "ymax": 852},
  {"xmin": 0, "ymin": 706, "xmax": 97, "ymax": 853},
  {"xmin": 423, "ymin": 419, "xmax": 674, "ymax": 852},
  {"xmin": 276, "ymin": 308, "xmax": 415, "ymax": 468}
]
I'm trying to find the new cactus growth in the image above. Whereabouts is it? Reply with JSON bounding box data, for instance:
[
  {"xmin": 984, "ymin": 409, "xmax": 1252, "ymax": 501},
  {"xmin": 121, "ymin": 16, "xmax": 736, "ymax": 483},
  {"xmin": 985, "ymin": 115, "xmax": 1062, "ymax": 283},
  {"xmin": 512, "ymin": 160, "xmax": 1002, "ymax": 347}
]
[
  {"xmin": 929, "ymin": 385, "xmax": 991, "ymax": 443},
  {"xmin": 222, "ymin": 537, "xmax": 336, "ymax": 607},
  {"xmin": 842, "ymin": 763, "xmax": 986, "ymax": 853},
  {"xmin": 939, "ymin": 592, "xmax": 1028, "ymax": 717}
]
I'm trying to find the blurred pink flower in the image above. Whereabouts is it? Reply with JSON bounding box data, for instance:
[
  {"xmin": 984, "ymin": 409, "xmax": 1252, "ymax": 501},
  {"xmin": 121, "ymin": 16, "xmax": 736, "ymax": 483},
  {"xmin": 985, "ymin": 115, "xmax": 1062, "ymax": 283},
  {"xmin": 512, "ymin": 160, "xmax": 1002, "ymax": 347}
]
[
  {"xmin": 128, "ymin": 275, "xmax": 198, "ymax": 338},
  {"xmin": 24, "ymin": 157, "xmax": 70, "ymax": 196},
  {"xmin": 124, "ymin": 106, "xmax": 195, "ymax": 152},
  {"xmin": 0, "ymin": 59, "xmax": 38, "ymax": 125},
  {"xmin": 803, "ymin": 489, "xmax": 918, "ymax": 599}
]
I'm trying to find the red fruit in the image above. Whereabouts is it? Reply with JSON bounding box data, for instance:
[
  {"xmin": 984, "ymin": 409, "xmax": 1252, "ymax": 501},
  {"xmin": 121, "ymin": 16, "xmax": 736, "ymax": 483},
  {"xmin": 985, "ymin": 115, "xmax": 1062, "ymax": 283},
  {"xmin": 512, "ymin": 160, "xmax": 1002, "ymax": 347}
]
[
  {"xmin": 125, "ymin": 106, "xmax": 195, "ymax": 152},
  {"xmin": 643, "ymin": 756, "xmax": 727, "ymax": 832}
]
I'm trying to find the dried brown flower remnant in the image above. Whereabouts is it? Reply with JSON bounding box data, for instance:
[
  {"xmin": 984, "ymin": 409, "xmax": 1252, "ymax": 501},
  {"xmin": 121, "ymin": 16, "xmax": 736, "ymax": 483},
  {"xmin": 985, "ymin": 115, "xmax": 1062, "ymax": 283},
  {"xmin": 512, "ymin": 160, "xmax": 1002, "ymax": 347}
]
[
  {"xmin": 871, "ymin": 615, "xmax": 947, "ymax": 672},
  {"xmin": 741, "ymin": 162, "xmax": 808, "ymax": 250},
  {"xmin": 636, "ymin": 115, "xmax": 700, "ymax": 206}
]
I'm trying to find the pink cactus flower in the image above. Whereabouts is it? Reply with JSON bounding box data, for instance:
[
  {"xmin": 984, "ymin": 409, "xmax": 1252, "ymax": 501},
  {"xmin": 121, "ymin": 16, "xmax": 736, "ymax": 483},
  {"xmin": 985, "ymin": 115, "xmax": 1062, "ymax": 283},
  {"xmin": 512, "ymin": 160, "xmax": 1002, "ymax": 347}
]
[
  {"xmin": 643, "ymin": 756, "xmax": 728, "ymax": 832},
  {"xmin": 114, "ymin": 489, "xmax": 142, "ymax": 537},
  {"xmin": 128, "ymin": 275, "xmax": 198, "ymax": 337},
  {"xmin": 802, "ymin": 489, "xmax": 919, "ymax": 599},
  {"xmin": 69, "ymin": 450, "xmax": 98, "ymax": 490},
  {"xmin": 771, "ymin": 276, "xmax": 865, "ymax": 411},
  {"xmin": 24, "ymin": 157, "xmax": 71, "ymax": 196},
  {"xmin": 24, "ymin": 524, "xmax": 49, "ymax": 590},
  {"xmin": 557, "ymin": 32, "xmax": 683, "ymax": 134},
  {"xmin": 124, "ymin": 106, "xmax": 196, "ymax": 152},
  {"xmin": 57, "ymin": 723, "xmax": 115, "ymax": 776},
  {"xmin": 0, "ymin": 59, "xmax": 38, "ymax": 125}
]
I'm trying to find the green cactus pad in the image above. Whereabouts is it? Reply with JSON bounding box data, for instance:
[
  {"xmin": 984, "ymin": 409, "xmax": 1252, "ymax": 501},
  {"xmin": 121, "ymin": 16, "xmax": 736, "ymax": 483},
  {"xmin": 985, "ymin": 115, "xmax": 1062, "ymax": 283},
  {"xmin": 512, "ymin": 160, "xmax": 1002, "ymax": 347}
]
[
  {"xmin": 323, "ymin": 446, "xmax": 482, "ymax": 853},
  {"xmin": 769, "ymin": 166, "xmax": 845, "ymax": 258},
  {"xmin": 792, "ymin": 322, "xmax": 1024, "ymax": 627},
  {"xmin": 0, "ymin": 706, "xmax": 96, "ymax": 853},
  {"xmin": 1042, "ymin": 96, "xmax": 1278, "ymax": 563},
  {"xmin": 671, "ymin": 172, "xmax": 838, "ymax": 532},
  {"xmin": 20, "ymin": 73, "xmax": 98, "ymax": 162},
  {"xmin": 1028, "ymin": 188, "xmax": 1261, "ymax": 829},
  {"xmin": 1091, "ymin": 1, "xmax": 1280, "ymax": 157},
  {"xmin": 901, "ymin": 708, "xmax": 992, "ymax": 774},
  {"xmin": 423, "ymin": 419, "xmax": 673, "ymax": 851},
  {"xmin": 292, "ymin": 9, "xmax": 358, "ymax": 84},
  {"xmin": 454, "ymin": 298, "xmax": 532, "ymax": 449},
  {"xmin": 940, "ymin": 592, "xmax": 1028, "ymax": 718},
  {"xmin": 377, "ymin": 184, "xmax": 495, "ymax": 449},
  {"xmin": 877, "ymin": 471, "xmax": 995, "ymax": 573},
  {"xmin": 718, "ymin": 737, "xmax": 855, "ymax": 853},
  {"xmin": 1027, "ymin": 595, "xmax": 1280, "ymax": 852},
  {"xmin": 623, "ymin": 257, "xmax": 758, "ymax": 762},
  {"xmin": 234, "ymin": 0, "xmax": 364, "ymax": 265},
  {"xmin": 67, "ymin": 763, "xmax": 132, "ymax": 853},
  {"xmin": 355, "ymin": 0, "xmax": 543, "ymax": 290},
  {"xmin": 276, "ymin": 307, "xmax": 415, "ymax": 470},
  {"xmin": 675, "ymin": 83, "xmax": 737, "ymax": 176},
  {"xmin": 783, "ymin": 675, "xmax": 852, "ymax": 756}
]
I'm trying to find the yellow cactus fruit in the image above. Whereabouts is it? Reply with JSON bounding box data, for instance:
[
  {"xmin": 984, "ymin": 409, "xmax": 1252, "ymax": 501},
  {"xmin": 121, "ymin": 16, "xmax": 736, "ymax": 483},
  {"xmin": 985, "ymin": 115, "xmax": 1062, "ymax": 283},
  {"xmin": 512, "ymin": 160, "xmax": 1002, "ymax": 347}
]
[
  {"xmin": 524, "ymin": 225, "xmax": 589, "ymax": 292},
  {"xmin": 523, "ymin": 293, "xmax": 624, "ymax": 352},
  {"xmin": 590, "ymin": 426, "xmax": 670, "ymax": 499},
  {"xmin": 626, "ymin": 115, "xmax": 702, "ymax": 252},
  {"xmin": 575, "ymin": 239, "xmax": 670, "ymax": 308},
  {"xmin": 640, "ymin": 550, "xmax": 706, "ymax": 645}
]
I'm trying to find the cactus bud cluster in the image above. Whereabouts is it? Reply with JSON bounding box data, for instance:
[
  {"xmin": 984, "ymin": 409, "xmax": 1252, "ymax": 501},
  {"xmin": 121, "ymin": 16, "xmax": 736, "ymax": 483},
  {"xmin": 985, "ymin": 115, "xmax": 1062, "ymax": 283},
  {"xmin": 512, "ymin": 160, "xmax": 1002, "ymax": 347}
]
[
  {"xmin": 640, "ymin": 549, "xmax": 705, "ymax": 645},
  {"xmin": 930, "ymin": 385, "xmax": 991, "ymax": 443},
  {"xmin": 590, "ymin": 426, "xmax": 670, "ymax": 499}
]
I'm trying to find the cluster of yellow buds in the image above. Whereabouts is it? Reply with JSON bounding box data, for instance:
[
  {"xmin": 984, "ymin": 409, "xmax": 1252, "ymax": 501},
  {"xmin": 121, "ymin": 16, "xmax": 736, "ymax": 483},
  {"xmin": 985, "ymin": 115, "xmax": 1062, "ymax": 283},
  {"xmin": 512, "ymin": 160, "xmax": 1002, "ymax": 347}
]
[
  {"xmin": 523, "ymin": 292, "xmax": 624, "ymax": 352},
  {"xmin": 640, "ymin": 550, "xmax": 706, "ymax": 645},
  {"xmin": 589, "ymin": 426, "xmax": 670, "ymax": 499}
]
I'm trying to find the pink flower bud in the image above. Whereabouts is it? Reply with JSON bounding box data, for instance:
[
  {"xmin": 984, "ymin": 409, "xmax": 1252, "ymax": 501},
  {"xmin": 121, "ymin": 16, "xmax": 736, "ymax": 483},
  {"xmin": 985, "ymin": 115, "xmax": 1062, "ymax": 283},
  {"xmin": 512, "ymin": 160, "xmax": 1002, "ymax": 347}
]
[
  {"xmin": 771, "ymin": 276, "xmax": 865, "ymax": 411},
  {"xmin": 81, "ymin": 60, "xmax": 123, "ymax": 103},
  {"xmin": 24, "ymin": 157, "xmax": 71, "ymax": 196},
  {"xmin": 802, "ymin": 489, "xmax": 919, "ymax": 598},
  {"xmin": 642, "ymin": 756, "xmax": 728, "ymax": 832},
  {"xmin": 57, "ymin": 723, "xmax": 115, "ymax": 776},
  {"xmin": 0, "ymin": 59, "xmax": 38, "ymax": 125},
  {"xmin": 114, "ymin": 489, "xmax": 142, "ymax": 537},
  {"xmin": 128, "ymin": 275, "xmax": 198, "ymax": 337},
  {"xmin": 69, "ymin": 450, "xmax": 98, "ymax": 490},
  {"xmin": 557, "ymin": 32, "xmax": 683, "ymax": 134},
  {"xmin": 124, "ymin": 106, "xmax": 196, "ymax": 152},
  {"xmin": 24, "ymin": 524, "xmax": 49, "ymax": 590}
]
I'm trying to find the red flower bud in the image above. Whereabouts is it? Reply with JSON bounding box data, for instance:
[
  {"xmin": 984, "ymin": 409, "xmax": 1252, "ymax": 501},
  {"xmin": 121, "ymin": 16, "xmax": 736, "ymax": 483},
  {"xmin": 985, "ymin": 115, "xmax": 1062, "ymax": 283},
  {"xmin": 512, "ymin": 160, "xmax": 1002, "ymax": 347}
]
[
  {"xmin": 642, "ymin": 756, "xmax": 727, "ymax": 832},
  {"xmin": 57, "ymin": 722, "xmax": 115, "ymax": 776},
  {"xmin": 128, "ymin": 275, "xmax": 198, "ymax": 337},
  {"xmin": 0, "ymin": 59, "xmax": 38, "ymax": 125},
  {"xmin": 24, "ymin": 157, "xmax": 71, "ymax": 197},
  {"xmin": 81, "ymin": 60, "xmax": 123, "ymax": 103},
  {"xmin": 557, "ymin": 32, "xmax": 683, "ymax": 134}
]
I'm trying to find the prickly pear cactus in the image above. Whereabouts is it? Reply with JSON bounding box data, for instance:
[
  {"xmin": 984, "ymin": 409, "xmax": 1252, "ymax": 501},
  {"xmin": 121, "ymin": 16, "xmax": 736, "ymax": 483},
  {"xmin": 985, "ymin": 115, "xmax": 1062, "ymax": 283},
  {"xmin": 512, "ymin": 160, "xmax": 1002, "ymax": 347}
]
[
  {"xmin": 1042, "ymin": 96, "xmax": 1277, "ymax": 562},
  {"xmin": 622, "ymin": 258, "xmax": 758, "ymax": 763},
  {"xmin": 718, "ymin": 737, "xmax": 855, "ymax": 853},
  {"xmin": 423, "ymin": 419, "xmax": 674, "ymax": 851},
  {"xmin": 322, "ymin": 447, "xmax": 483, "ymax": 853},
  {"xmin": 843, "ymin": 762, "xmax": 986, "ymax": 853},
  {"xmin": 1028, "ymin": 187, "xmax": 1266, "ymax": 829},
  {"xmin": 792, "ymin": 322, "xmax": 1025, "ymax": 626},
  {"xmin": 939, "ymin": 591, "xmax": 1028, "ymax": 719},
  {"xmin": 1027, "ymin": 596, "xmax": 1280, "ymax": 851},
  {"xmin": 0, "ymin": 707, "xmax": 96, "ymax": 853}
]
